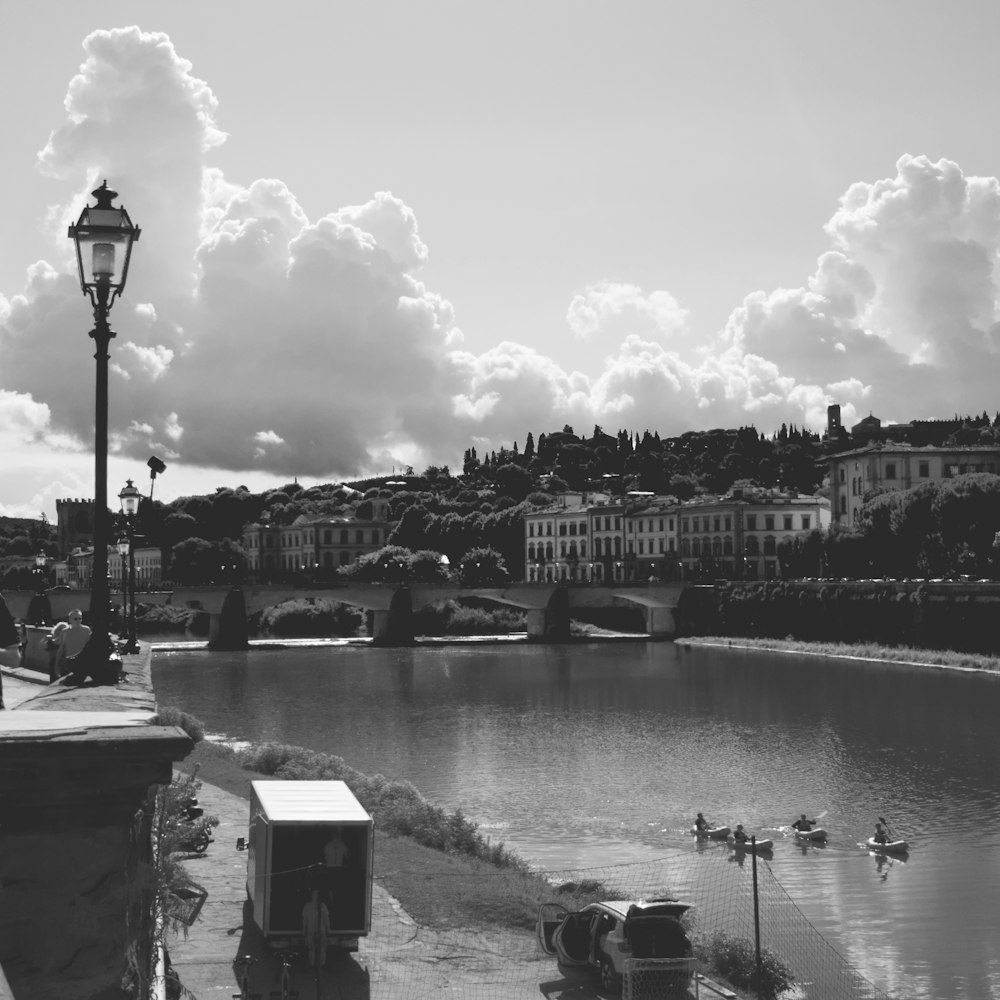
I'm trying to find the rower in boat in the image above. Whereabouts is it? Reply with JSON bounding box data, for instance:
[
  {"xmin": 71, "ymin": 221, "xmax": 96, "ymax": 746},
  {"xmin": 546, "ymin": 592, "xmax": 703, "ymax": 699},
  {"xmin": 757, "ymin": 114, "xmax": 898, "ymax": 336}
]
[
  {"xmin": 791, "ymin": 814, "xmax": 816, "ymax": 833},
  {"xmin": 729, "ymin": 824, "xmax": 774, "ymax": 852}
]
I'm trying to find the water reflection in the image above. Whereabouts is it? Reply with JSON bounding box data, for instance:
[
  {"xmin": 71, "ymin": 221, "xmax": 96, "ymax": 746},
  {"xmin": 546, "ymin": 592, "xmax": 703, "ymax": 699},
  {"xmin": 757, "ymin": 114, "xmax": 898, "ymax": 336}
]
[{"xmin": 153, "ymin": 641, "xmax": 1000, "ymax": 999}]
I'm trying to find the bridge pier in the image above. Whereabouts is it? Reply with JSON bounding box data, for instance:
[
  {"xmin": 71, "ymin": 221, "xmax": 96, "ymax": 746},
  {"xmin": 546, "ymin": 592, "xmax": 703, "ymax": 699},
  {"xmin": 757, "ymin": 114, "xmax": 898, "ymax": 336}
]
[
  {"xmin": 207, "ymin": 589, "xmax": 250, "ymax": 651},
  {"xmin": 371, "ymin": 587, "xmax": 414, "ymax": 646},
  {"xmin": 644, "ymin": 604, "xmax": 677, "ymax": 639},
  {"xmin": 525, "ymin": 588, "xmax": 570, "ymax": 642}
]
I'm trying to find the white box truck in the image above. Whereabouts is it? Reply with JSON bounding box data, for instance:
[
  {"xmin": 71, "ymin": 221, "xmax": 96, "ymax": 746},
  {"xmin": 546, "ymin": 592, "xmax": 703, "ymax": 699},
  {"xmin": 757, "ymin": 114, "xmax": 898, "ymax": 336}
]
[{"xmin": 247, "ymin": 780, "xmax": 374, "ymax": 952}]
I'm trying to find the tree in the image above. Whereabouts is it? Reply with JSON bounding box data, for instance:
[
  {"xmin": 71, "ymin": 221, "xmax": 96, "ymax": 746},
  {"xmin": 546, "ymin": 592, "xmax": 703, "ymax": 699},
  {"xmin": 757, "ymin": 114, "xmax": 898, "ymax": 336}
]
[{"xmin": 458, "ymin": 547, "xmax": 510, "ymax": 586}]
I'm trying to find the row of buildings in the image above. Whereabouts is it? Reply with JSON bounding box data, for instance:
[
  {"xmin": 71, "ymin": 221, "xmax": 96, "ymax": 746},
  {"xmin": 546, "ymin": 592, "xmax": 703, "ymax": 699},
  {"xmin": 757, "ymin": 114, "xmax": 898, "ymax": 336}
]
[{"xmin": 524, "ymin": 486, "xmax": 830, "ymax": 582}]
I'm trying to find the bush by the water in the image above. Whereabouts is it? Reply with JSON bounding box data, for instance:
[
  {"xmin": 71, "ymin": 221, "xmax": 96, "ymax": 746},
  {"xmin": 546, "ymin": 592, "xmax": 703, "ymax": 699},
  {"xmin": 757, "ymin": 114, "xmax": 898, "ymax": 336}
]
[
  {"xmin": 258, "ymin": 598, "xmax": 364, "ymax": 637},
  {"xmin": 413, "ymin": 599, "xmax": 525, "ymax": 636},
  {"xmin": 132, "ymin": 603, "xmax": 196, "ymax": 636},
  {"xmin": 155, "ymin": 706, "xmax": 207, "ymax": 742},
  {"xmin": 238, "ymin": 741, "xmax": 526, "ymax": 869},
  {"xmin": 695, "ymin": 932, "xmax": 794, "ymax": 1000}
]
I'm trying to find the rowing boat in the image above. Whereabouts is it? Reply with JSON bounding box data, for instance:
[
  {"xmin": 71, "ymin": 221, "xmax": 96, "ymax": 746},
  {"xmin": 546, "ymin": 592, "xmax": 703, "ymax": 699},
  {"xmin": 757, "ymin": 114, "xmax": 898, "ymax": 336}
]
[
  {"xmin": 690, "ymin": 825, "xmax": 731, "ymax": 840},
  {"xmin": 867, "ymin": 837, "xmax": 908, "ymax": 855},
  {"xmin": 729, "ymin": 837, "xmax": 773, "ymax": 852},
  {"xmin": 793, "ymin": 827, "xmax": 827, "ymax": 841}
]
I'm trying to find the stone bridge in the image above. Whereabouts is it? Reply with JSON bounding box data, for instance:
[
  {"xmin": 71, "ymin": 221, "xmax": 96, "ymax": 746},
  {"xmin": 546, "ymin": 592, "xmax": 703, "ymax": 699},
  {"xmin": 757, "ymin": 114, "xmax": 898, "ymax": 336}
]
[{"xmin": 4, "ymin": 582, "xmax": 687, "ymax": 649}]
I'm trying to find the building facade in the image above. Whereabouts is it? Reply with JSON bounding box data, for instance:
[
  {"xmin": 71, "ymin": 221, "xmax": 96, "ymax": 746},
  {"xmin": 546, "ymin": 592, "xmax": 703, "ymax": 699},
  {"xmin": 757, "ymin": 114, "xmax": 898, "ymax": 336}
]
[
  {"xmin": 828, "ymin": 444, "xmax": 1000, "ymax": 528},
  {"xmin": 243, "ymin": 499, "xmax": 392, "ymax": 576}
]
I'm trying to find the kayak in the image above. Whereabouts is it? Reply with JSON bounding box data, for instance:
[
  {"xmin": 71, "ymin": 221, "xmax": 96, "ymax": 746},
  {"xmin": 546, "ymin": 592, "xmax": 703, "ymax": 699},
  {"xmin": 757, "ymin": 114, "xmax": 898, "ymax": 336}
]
[
  {"xmin": 730, "ymin": 837, "xmax": 773, "ymax": 852},
  {"xmin": 867, "ymin": 837, "xmax": 908, "ymax": 855},
  {"xmin": 691, "ymin": 825, "xmax": 731, "ymax": 840},
  {"xmin": 793, "ymin": 827, "xmax": 828, "ymax": 841}
]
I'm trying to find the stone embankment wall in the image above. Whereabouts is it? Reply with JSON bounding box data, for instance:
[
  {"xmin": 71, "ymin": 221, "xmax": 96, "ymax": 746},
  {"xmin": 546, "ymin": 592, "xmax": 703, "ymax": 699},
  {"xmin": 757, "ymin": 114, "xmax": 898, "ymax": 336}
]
[
  {"xmin": 677, "ymin": 580, "xmax": 1000, "ymax": 655},
  {"xmin": 0, "ymin": 651, "xmax": 192, "ymax": 1000}
]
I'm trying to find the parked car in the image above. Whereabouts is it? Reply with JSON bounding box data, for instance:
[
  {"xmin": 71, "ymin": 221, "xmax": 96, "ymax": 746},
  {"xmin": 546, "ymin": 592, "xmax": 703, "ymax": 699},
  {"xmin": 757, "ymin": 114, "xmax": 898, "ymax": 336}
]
[{"xmin": 536, "ymin": 897, "xmax": 695, "ymax": 995}]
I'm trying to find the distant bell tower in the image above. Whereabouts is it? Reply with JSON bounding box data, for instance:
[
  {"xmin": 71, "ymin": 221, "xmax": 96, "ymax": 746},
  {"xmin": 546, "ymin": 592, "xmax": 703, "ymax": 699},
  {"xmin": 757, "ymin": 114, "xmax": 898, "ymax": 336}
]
[
  {"xmin": 827, "ymin": 404, "xmax": 842, "ymax": 441},
  {"xmin": 56, "ymin": 498, "xmax": 96, "ymax": 559}
]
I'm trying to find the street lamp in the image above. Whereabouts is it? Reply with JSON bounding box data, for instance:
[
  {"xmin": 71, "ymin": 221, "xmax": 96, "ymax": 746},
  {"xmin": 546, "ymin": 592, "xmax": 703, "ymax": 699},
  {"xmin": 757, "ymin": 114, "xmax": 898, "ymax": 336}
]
[
  {"xmin": 118, "ymin": 478, "xmax": 141, "ymax": 654},
  {"xmin": 69, "ymin": 181, "xmax": 141, "ymax": 668}
]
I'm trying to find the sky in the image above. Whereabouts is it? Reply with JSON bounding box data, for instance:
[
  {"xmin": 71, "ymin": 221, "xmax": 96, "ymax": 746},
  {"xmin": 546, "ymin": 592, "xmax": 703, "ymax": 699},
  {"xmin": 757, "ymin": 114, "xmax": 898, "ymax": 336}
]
[{"xmin": 3, "ymin": 2, "xmax": 1000, "ymax": 520}]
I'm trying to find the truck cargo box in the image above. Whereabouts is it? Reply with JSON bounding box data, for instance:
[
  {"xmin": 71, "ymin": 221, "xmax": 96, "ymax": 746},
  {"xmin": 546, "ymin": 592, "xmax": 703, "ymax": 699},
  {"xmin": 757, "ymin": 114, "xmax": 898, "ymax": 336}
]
[{"xmin": 247, "ymin": 780, "xmax": 374, "ymax": 951}]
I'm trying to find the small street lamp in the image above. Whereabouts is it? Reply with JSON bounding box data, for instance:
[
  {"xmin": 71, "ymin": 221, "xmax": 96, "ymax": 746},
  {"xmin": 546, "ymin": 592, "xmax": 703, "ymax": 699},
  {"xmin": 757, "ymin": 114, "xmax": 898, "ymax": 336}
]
[
  {"xmin": 118, "ymin": 478, "xmax": 142, "ymax": 654},
  {"xmin": 69, "ymin": 181, "xmax": 140, "ymax": 668}
]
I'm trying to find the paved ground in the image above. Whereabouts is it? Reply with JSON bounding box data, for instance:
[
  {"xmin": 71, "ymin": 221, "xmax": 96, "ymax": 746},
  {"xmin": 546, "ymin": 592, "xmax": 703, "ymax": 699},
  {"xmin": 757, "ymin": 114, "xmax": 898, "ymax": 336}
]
[{"xmin": 166, "ymin": 779, "xmax": 585, "ymax": 1000}]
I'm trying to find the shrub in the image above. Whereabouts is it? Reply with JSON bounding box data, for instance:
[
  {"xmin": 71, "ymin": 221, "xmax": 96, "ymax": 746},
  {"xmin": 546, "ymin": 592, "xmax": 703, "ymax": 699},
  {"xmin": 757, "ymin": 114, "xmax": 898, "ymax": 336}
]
[
  {"xmin": 695, "ymin": 932, "xmax": 794, "ymax": 1000},
  {"xmin": 155, "ymin": 706, "xmax": 206, "ymax": 742},
  {"xmin": 258, "ymin": 598, "xmax": 364, "ymax": 637}
]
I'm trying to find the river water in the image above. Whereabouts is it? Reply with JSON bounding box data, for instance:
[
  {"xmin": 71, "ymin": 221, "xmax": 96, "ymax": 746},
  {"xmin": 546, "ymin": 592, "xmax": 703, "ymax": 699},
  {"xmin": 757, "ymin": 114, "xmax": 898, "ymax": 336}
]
[{"xmin": 152, "ymin": 640, "xmax": 1000, "ymax": 999}]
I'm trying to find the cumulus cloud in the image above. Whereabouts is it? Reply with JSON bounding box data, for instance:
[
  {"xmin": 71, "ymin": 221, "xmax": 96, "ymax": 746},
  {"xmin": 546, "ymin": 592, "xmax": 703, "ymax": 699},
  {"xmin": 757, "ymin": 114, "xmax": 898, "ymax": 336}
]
[{"xmin": 2, "ymin": 28, "xmax": 1000, "ymax": 491}]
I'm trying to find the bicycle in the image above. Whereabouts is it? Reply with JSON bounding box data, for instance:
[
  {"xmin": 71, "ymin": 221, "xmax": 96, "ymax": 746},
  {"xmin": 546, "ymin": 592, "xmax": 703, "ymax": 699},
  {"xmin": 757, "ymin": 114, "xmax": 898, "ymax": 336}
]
[
  {"xmin": 233, "ymin": 954, "xmax": 261, "ymax": 1000},
  {"xmin": 269, "ymin": 950, "xmax": 299, "ymax": 1000}
]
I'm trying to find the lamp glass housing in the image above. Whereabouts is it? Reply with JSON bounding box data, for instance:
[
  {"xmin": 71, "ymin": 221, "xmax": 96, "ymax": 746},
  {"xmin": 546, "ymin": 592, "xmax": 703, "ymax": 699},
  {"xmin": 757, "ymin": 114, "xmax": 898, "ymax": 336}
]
[
  {"xmin": 68, "ymin": 181, "xmax": 141, "ymax": 303},
  {"xmin": 117, "ymin": 539, "xmax": 130, "ymax": 557},
  {"xmin": 119, "ymin": 478, "xmax": 142, "ymax": 517}
]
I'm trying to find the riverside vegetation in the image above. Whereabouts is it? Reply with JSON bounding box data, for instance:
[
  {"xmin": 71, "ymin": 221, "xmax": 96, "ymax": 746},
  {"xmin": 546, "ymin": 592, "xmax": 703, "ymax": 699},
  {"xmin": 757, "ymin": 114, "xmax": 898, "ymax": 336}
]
[{"xmin": 158, "ymin": 708, "xmax": 792, "ymax": 999}]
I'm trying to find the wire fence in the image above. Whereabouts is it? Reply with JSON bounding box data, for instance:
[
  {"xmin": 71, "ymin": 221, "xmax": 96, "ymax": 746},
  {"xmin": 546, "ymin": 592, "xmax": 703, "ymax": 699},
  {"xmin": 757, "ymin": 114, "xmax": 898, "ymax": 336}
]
[{"xmin": 342, "ymin": 847, "xmax": 894, "ymax": 1000}]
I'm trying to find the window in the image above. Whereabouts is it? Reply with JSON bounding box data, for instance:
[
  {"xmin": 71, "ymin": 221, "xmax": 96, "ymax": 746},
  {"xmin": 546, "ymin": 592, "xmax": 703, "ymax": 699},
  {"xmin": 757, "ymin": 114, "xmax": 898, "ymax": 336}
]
[
  {"xmin": 764, "ymin": 515, "xmax": 775, "ymax": 530},
  {"xmin": 569, "ymin": 522, "xmax": 577, "ymax": 536},
  {"xmin": 605, "ymin": 516, "xmax": 611, "ymax": 530},
  {"xmin": 703, "ymin": 517, "xmax": 711, "ymax": 532},
  {"xmin": 615, "ymin": 517, "xmax": 622, "ymax": 530},
  {"xmin": 659, "ymin": 539, "xmax": 664, "ymax": 553},
  {"xmin": 840, "ymin": 496, "xmax": 847, "ymax": 513},
  {"xmin": 801, "ymin": 515, "xmax": 811, "ymax": 530},
  {"xmin": 886, "ymin": 462, "xmax": 897, "ymax": 479},
  {"xmin": 746, "ymin": 515, "xmax": 757, "ymax": 530},
  {"xmin": 547, "ymin": 523, "xmax": 553, "ymax": 535},
  {"xmin": 559, "ymin": 523, "xmax": 567, "ymax": 536},
  {"xmin": 638, "ymin": 540, "xmax": 645, "ymax": 554},
  {"xmin": 668, "ymin": 518, "xmax": 674, "ymax": 531},
  {"xmin": 691, "ymin": 538, "xmax": 701, "ymax": 555},
  {"xmin": 340, "ymin": 529, "xmax": 348, "ymax": 544},
  {"xmin": 356, "ymin": 530, "xmax": 364, "ymax": 544},
  {"xmin": 783, "ymin": 516, "xmax": 793, "ymax": 530},
  {"xmin": 659, "ymin": 519, "xmax": 664, "ymax": 531},
  {"xmin": 528, "ymin": 543, "xmax": 536, "ymax": 560},
  {"xmin": 529, "ymin": 523, "xmax": 535, "ymax": 537},
  {"xmin": 714, "ymin": 517, "xmax": 721, "ymax": 532},
  {"xmin": 839, "ymin": 467, "xmax": 845, "ymax": 482},
  {"xmin": 763, "ymin": 535, "xmax": 776, "ymax": 556},
  {"xmin": 682, "ymin": 518, "xmax": 690, "ymax": 532},
  {"xmin": 594, "ymin": 538, "xmax": 603, "ymax": 558},
  {"xmin": 746, "ymin": 535, "xmax": 759, "ymax": 555},
  {"xmin": 919, "ymin": 461, "xmax": 930, "ymax": 477},
  {"xmin": 723, "ymin": 536, "xmax": 733, "ymax": 555},
  {"xmin": 580, "ymin": 542, "xmax": 587, "ymax": 557},
  {"xmin": 724, "ymin": 516, "xmax": 731, "ymax": 531},
  {"xmin": 560, "ymin": 541, "xmax": 567, "ymax": 557}
]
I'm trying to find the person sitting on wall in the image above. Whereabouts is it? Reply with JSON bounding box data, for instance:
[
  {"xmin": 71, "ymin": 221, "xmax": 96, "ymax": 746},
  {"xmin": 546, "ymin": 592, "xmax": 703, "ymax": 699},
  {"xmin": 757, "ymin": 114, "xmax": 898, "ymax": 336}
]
[
  {"xmin": 60, "ymin": 633, "xmax": 123, "ymax": 687},
  {"xmin": 50, "ymin": 609, "xmax": 91, "ymax": 677}
]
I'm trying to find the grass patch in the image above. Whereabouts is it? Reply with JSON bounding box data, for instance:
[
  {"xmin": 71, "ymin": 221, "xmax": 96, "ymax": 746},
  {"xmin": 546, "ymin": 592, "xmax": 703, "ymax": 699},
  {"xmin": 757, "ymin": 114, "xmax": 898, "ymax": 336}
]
[{"xmin": 684, "ymin": 636, "xmax": 1000, "ymax": 672}]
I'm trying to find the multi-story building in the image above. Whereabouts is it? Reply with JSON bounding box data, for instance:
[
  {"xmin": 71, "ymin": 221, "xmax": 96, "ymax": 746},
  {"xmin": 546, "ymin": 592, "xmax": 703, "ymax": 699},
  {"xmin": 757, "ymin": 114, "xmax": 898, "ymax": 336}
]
[
  {"xmin": 243, "ymin": 499, "xmax": 392, "ymax": 576},
  {"xmin": 677, "ymin": 488, "xmax": 829, "ymax": 581},
  {"xmin": 828, "ymin": 443, "xmax": 1000, "ymax": 528},
  {"xmin": 524, "ymin": 494, "xmax": 602, "ymax": 582},
  {"xmin": 622, "ymin": 499, "xmax": 678, "ymax": 581}
]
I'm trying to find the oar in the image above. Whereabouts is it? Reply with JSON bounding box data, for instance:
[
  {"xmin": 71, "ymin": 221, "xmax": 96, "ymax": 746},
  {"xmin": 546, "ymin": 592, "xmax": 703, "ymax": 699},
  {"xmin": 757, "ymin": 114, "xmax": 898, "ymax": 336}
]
[{"xmin": 815, "ymin": 810, "xmax": 828, "ymax": 822}]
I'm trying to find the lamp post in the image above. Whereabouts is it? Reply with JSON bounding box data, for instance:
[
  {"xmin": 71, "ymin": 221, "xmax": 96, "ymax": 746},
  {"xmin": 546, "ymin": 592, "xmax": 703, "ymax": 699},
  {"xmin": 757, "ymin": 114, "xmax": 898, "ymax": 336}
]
[
  {"xmin": 118, "ymin": 478, "xmax": 141, "ymax": 654},
  {"xmin": 69, "ymin": 181, "xmax": 140, "ymax": 664}
]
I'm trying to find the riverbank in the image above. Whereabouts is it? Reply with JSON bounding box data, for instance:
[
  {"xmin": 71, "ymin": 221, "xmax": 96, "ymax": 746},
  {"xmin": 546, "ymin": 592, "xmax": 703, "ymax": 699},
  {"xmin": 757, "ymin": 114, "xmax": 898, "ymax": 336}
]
[{"xmin": 681, "ymin": 636, "xmax": 1000, "ymax": 674}]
